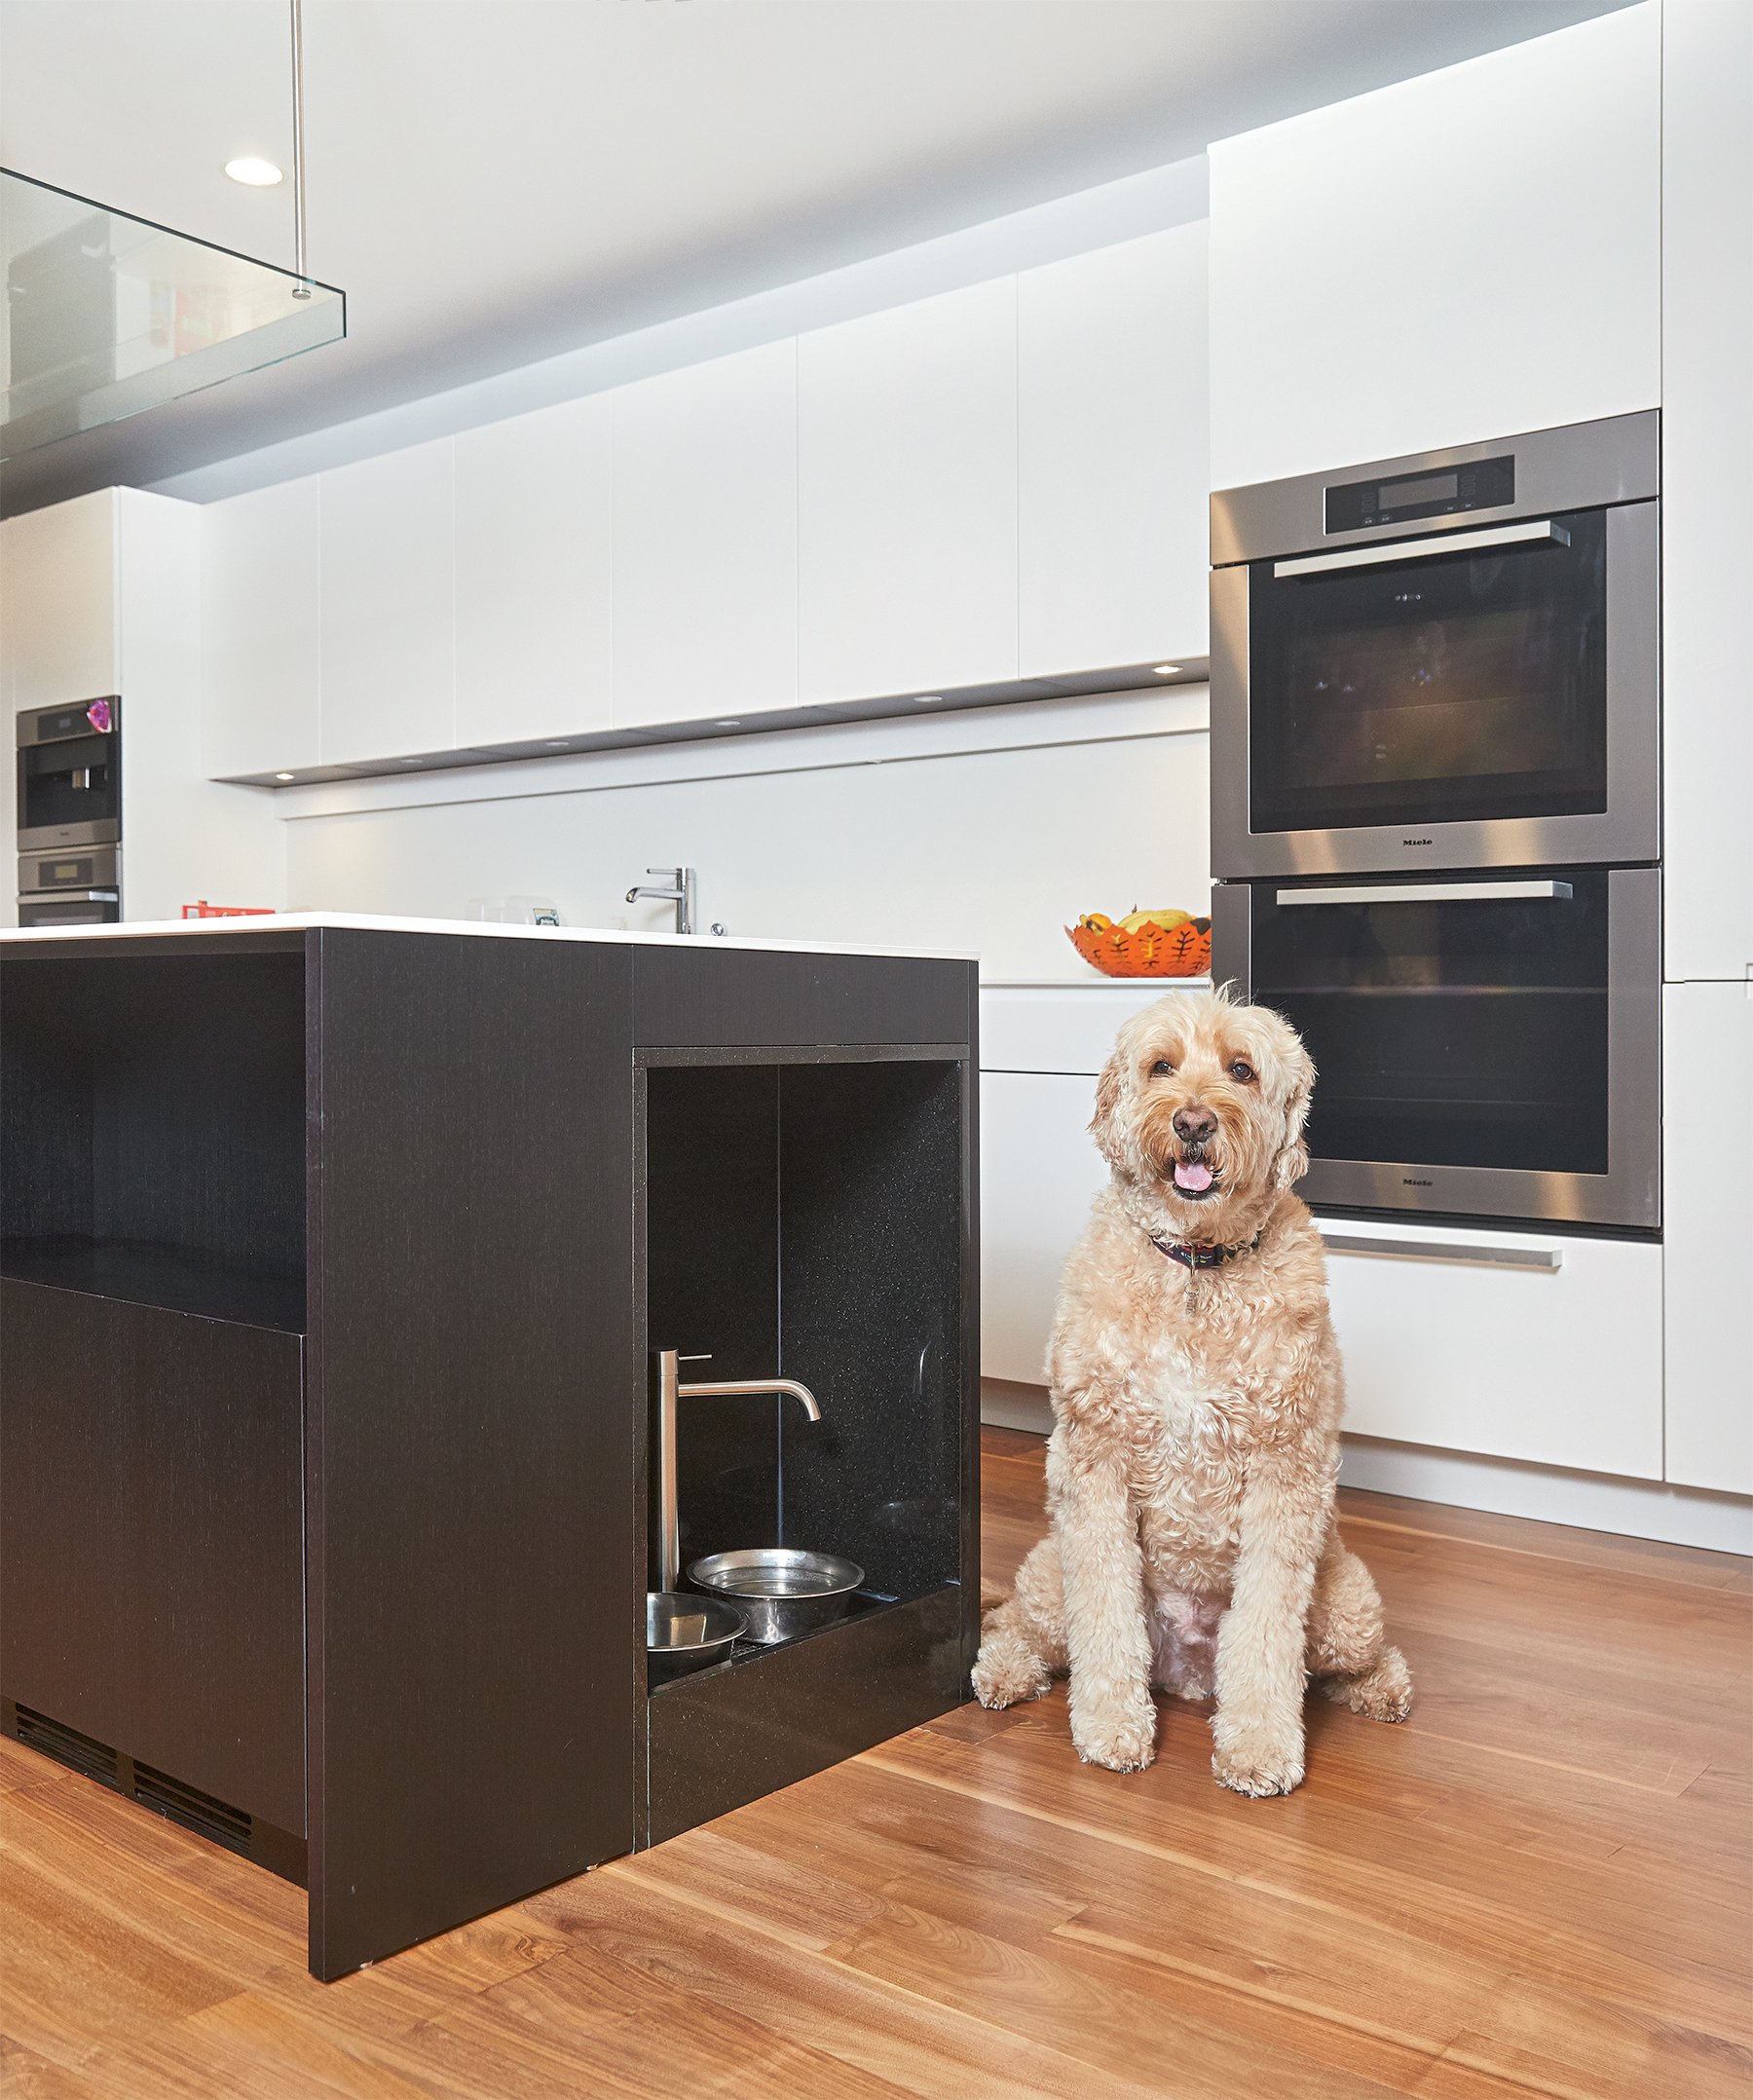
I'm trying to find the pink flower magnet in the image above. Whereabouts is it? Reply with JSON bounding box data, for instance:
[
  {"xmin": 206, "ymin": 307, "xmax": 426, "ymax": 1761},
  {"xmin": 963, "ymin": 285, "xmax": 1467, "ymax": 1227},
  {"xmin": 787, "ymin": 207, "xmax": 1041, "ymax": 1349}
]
[{"xmin": 86, "ymin": 699, "xmax": 113, "ymax": 733}]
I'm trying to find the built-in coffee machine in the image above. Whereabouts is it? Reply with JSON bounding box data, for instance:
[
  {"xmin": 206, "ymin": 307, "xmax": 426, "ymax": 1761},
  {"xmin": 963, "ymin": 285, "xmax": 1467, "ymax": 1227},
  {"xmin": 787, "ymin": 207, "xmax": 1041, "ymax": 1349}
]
[{"xmin": 16, "ymin": 697, "xmax": 121, "ymax": 926}]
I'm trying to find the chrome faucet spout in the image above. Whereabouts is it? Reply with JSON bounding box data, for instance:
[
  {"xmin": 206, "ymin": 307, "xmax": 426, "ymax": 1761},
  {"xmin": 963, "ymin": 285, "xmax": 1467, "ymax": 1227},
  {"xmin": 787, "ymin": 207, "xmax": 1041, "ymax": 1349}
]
[
  {"xmin": 653, "ymin": 1349, "xmax": 823, "ymax": 1590},
  {"xmin": 678, "ymin": 1374, "xmax": 821, "ymax": 1422},
  {"xmin": 624, "ymin": 866, "xmax": 696, "ymax": 936}
]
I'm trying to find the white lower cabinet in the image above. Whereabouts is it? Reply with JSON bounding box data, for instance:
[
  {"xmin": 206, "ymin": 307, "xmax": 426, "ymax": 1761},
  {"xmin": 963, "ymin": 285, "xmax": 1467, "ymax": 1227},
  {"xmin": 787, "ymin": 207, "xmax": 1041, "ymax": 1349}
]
[
  {"xmin": 1661, "ymin": 982, "xmax": 1753, "ymax": 1494},
  {"xmin": 980, "ymin": 1070, "xmax": 1104, "ymax": 1386},
  {"xmin": 1321, "ymin": 1220, "xmax": 1663, "ymax": 1480}
]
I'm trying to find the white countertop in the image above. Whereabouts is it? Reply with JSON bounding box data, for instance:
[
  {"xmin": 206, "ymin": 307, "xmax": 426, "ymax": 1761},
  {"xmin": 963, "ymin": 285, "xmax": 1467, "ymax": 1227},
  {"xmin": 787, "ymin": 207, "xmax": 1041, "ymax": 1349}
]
[{"xmin": 0, "ymin": 912, "xmax": 977, "ymax": 964}]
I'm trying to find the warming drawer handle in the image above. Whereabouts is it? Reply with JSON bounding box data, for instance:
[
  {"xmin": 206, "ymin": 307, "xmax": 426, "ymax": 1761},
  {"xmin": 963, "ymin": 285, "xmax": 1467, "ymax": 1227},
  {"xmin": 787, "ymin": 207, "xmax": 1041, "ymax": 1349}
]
[
  {"xmin": 1275, "ymin": 881, "xmax": 1573, "ymax": 908},
  {"xmin": 1273, "ymin": 519, "xmax": 1570, "ymax": 578},
  {"xmin": 1317, "ymin": 1227, "xmax": 1563, "ymax": 1272}
]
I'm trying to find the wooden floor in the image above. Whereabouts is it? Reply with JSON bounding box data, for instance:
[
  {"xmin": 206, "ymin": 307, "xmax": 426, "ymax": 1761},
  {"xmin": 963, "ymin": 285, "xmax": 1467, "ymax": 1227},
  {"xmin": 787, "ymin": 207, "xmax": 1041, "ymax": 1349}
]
[{"xmin": 4, "ymin": 1427, "xmax": 1749, "ymax": 2100}]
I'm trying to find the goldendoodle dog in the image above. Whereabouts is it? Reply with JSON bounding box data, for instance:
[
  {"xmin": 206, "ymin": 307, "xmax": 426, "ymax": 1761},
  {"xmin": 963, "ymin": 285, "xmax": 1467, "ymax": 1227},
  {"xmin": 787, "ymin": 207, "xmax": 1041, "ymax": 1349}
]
[{"xmin": 973, "ymin": 987, "xmax": 1411, "ymax": 1794}]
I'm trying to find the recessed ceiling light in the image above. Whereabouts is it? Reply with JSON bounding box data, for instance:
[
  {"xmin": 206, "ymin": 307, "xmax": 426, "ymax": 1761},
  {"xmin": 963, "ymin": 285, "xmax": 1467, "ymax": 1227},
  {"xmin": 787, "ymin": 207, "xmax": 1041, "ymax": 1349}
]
[
  {"xmin": 225, "ymin": 156, "xmax": 284, "ymax": 187},
  {"xmin": 913, "ymin": 694, "xmax": 944, "ymax": 705},
  {"xmin": 1152, "ymin": 664, "xmax": 1180, "ymax": 677},
  {"xmin": 274, "ymin": 770, "xmax": 295, "ymax": 781}
]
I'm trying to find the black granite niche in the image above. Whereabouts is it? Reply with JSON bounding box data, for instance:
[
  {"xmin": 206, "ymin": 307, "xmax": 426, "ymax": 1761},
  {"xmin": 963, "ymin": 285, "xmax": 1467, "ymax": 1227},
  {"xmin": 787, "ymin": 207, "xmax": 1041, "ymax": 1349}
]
[
  {"xmin": 644, "ymin": 1053, "xmax": 964, "ymax": 1616},
  {"xmin": 638, "ymin": 1045, "xmax": 977, "ymax": 1842}
]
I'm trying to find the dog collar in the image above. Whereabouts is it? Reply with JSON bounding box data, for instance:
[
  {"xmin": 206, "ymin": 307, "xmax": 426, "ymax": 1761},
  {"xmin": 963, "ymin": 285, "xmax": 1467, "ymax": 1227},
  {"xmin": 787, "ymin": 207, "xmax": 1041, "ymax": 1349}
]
[{"xmin": 1149, "ymin": 1231, "xmax": 1260, "ymax": 1271}]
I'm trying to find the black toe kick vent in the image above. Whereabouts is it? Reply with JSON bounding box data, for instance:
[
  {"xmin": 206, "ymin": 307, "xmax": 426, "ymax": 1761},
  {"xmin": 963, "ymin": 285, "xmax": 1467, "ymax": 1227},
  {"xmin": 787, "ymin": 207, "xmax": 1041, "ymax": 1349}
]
[
  {"xmin": 12, "ymin": 1704, "xmax": 120, "ymax": 1786},
  {"xmin": 131, "ymin": 1760, "xmax": 254, "ymax": 1854},
  {"xmin": 3, "ymin": 1699, "xmax": 307, "ymax": 1887}
]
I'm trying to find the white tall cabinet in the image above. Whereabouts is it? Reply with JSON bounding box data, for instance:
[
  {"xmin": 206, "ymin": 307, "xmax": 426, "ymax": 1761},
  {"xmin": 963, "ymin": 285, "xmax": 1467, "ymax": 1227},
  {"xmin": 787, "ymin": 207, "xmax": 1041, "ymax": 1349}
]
[
  {"xmin": 798, "ymin": 279, "xmax": 1019, "ymax": 703},
  {"xmin": 454, "ymin": 395, "xmax": 612, "ymax": 749},
  {"xmin": 1207, "ymin": 2, "xmax": 1661, "ymax": 489},
  {"xmin": 1018, "ymin": 223, "xmax": 1209, "ymax": 675},
  {"xmin": 611, "ymin": 342, "xmax": 798, "ymax": 727},
  {"xmin": 0, "ymin": 490, "xmax": 119, "ymax": 711}
]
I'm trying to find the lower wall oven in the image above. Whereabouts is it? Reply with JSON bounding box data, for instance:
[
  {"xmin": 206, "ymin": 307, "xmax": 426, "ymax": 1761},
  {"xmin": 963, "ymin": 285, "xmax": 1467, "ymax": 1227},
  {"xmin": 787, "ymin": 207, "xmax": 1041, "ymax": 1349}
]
[{"xmin": 1211, "ymin": 867, "xmax": 1659, "ymax": 1231}]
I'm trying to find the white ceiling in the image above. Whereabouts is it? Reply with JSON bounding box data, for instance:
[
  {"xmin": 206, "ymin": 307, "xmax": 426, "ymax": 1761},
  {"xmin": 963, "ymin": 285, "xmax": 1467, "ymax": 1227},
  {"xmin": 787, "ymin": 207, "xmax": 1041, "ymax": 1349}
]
[{"xmin": 1, "ymin": 0, "xmax": 1630, "ymax": 514}]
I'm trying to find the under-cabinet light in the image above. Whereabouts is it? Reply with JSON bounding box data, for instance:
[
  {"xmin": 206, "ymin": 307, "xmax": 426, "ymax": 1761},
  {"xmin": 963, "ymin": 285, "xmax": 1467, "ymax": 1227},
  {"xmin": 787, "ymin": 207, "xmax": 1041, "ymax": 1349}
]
[
  {"xmin": 913, "ymin": 694, "xmax": 943, "ymax": 705},
  {"xmin": 715, "ymin": 719, "xmax": 742, "ymax": 729},
  {"xmin": 225, "ymin": 157, "xmax": 284, "ymax": 186},
  {"xmin": 1152, "ymin": 664, "xmax": 1179, "ymax": 676},
  {"xmin": 275, "ymin": 771, "xmax": 295, "ymax": 781}
]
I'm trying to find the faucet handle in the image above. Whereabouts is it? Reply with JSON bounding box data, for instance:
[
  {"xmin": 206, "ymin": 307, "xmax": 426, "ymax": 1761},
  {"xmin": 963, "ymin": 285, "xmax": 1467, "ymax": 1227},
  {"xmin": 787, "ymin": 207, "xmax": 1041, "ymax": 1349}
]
[{"xmin": 678, "ymin": 1352, "xmax": 711, "ymax": 1363}]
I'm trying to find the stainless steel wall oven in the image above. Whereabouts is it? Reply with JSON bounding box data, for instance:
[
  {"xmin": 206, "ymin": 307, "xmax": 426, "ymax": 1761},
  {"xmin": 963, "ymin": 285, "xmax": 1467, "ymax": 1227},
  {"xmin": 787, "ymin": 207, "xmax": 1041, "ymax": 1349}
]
[
  {"xmin": 1210, "ymin": 412, "xmax": 1659, "ymax": 880},
  {"xmin": 1210, "ymin": 869, "xmax": 1660, "ymax": 1231}
]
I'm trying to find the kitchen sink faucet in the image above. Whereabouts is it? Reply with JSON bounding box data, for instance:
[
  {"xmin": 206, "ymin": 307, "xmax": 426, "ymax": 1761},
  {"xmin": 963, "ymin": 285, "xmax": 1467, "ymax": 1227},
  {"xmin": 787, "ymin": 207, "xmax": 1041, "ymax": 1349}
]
[{"xmin": 625, "ymin": 866, "xmax": 695, "ymax": 936}]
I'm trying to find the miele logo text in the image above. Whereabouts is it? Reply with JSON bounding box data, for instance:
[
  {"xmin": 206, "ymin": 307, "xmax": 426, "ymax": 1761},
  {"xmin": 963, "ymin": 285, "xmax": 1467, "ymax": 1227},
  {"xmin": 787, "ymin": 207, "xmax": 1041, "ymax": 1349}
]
[
  {"xmin": 1402, "ymin": 1178, "xmax": 1434, "ymax": 1186},
  {"xmin": 1402, "ymin": 837, "xmax": 1434, "ymax": 845}
]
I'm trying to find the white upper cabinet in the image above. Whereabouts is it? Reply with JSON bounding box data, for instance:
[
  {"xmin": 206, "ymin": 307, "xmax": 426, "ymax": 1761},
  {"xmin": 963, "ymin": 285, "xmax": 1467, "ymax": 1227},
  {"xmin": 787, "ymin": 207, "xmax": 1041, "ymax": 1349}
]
[
  {"xmin": 201, "ymin": 478, "xmax": 320, "ymax": 778},
  {"xmin": 1018, "ymin": 225, "xmax": 1209, "ymax": 676},
  {"xmin": 1208, "ymin": 3, "xmax": 1661, "ymax": 489},
  {"xmin": 318, "ymin": 438, "xmax": 455, "ymax": 766},
  {"xmin": 455, "ymin": 395, "xmax": 613, "ymax": 749},
  {"xmin": 798, "ymin": 279, "xmax": 1018, "ymax": 703},
  {"xmin": 0, "ymin": 490, "xmax": 118, "ymax": 710},
  {"xmin": 612, "ymin": 341, "xmax": 798, "ymax": 728},
  {"xmin": 1661, "ymin": 982, "xmax": 1753, "ymax": 1494},
  {"xmin": 1660, "ymin": 0, "xmax": 1753, "ymax": 984}
]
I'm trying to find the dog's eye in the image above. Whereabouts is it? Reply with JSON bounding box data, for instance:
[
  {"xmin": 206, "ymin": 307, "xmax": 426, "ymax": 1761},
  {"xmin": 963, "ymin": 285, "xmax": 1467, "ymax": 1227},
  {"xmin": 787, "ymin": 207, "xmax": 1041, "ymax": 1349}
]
[
  {"xmin": 1150, "ymin": 1059, "xmax": 1175, "ymax": 1077},
  {"xmin": 1228, "ymin": 1060, "xmax": 1256, "ymax": 1084}
]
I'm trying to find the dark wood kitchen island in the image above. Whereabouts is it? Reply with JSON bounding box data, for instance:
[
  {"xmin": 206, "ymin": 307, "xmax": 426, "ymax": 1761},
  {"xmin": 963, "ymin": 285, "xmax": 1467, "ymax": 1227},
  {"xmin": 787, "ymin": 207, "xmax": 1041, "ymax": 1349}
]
[{"xmin": 0, "ymin": 914, "xmax": 980, "ymax": 1979}]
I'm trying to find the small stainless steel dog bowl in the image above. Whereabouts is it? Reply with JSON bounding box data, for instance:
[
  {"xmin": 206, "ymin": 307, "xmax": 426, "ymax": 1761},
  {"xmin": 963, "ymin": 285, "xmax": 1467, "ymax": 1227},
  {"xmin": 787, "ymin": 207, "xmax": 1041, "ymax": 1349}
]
[
  {"xmin": 646, "ymin": 1590, "xmax": 747, "ymax": 1685},
  {"xmin": 687, "ymin": 1547, "xmax": 865, "ymax": 1645}
]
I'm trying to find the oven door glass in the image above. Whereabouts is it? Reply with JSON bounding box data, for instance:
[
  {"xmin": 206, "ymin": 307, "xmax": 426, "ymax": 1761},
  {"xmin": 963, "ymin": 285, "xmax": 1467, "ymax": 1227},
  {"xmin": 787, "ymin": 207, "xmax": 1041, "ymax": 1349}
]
[
  {"xmin": 1249, "ymin": 509, "xmax": 1608, "ymax": 835},
  {"xmin": 1250, "ymin": 874, "xmax": 1610, "ymax": 1176},
  {"xmin": 17, "ymin": 894, "xmax": 120, "ymax": 928}
]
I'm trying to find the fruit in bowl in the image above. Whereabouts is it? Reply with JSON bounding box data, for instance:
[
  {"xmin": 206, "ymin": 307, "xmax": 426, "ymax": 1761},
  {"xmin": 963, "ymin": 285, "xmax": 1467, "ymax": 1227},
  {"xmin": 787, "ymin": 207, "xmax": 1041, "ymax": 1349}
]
[{"xmin": 1067, "ymin": 908, "xmax": 1212, "ymax": 978}]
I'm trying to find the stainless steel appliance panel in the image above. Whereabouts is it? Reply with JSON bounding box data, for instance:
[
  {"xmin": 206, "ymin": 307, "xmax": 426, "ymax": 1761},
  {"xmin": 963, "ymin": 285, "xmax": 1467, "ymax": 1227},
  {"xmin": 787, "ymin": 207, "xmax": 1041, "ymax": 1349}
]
[
  {"xmin": 1211, "ymin": 866, "xmax": 1660, "ymax": 1230},
  {"xmin": 1210, "ymin": 410, "xmax": 1660, "ymax": 568}
]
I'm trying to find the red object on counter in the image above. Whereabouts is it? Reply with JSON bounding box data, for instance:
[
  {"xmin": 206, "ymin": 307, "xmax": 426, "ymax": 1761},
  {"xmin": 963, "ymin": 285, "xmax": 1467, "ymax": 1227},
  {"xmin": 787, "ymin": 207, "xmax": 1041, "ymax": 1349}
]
[{"xmin": 180, "ymin": 902, "xmax": 276, "ymax": 919}]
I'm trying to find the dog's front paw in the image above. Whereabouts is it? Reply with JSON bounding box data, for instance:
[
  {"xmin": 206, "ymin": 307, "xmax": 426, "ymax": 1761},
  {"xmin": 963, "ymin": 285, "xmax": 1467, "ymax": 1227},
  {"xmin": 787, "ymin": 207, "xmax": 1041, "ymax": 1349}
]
[
  {"xmin": 971, "ymin": 1630, "xmax": 1051, "ymax": 1710},
  {"xmin": 1069, "ymin": 1690, "xmax": 1157, "ymax": 1773},
  {"xmin": 1211, "ymin": 1722, "xmax": 1304, "ymax": 1797}
]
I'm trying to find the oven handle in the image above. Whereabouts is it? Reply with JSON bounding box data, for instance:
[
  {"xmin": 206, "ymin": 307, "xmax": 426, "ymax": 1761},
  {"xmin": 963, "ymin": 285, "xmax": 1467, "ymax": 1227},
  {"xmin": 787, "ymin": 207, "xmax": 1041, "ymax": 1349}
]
[
  {"xmin": 1273, "ymin": 518, "xmax": 1570, "ymax": 578},
  {"xmin": 1276, "ymin": 880, "xmax": 1573, "ymax": 907},
  {"xmin": 1317, "ymin": 1225, "xmax": 1563, "ymax": 1272}
]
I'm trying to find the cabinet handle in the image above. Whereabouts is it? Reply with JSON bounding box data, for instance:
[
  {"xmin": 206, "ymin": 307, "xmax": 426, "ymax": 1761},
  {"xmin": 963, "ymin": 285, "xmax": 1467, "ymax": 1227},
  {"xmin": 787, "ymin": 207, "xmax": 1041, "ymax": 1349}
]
[
  {"xmin": 1276, "ymin": 880, "xmax": 1573, "ymax": 908},
  {"xmin": 1318, "ymin": 1227, "xmax": 1562, "ymax": 1272},
  {"xmin": 1273, "ymin": 519, "xmax": 1569, "ymax": 578}
]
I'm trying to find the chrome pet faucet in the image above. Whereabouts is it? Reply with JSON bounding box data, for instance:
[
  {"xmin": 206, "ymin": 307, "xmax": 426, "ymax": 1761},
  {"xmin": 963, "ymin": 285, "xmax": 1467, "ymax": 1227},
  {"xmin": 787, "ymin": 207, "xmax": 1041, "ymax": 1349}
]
[{"xmin": 653, "ymin": 1348, "xmax": 821, "ymax": 1590}]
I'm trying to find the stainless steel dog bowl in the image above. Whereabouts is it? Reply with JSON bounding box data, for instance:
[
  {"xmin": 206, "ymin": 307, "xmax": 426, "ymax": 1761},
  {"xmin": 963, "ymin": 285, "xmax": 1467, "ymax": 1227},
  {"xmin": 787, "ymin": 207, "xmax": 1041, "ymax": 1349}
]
[
  {"xmin": 687, "ymin": 1547, "xmax": 865, "ymax": 1645},
  {"xmin": 646, "ymin": 1590, "xmax": 747, "ymax": 1685}
]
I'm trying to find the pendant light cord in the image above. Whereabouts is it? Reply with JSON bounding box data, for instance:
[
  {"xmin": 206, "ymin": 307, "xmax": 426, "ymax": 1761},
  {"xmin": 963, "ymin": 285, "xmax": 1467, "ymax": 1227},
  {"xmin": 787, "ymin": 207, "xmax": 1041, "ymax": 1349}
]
[{"xmin": 290, "ymin": 0, "xmax": 311, "ymax": 297}]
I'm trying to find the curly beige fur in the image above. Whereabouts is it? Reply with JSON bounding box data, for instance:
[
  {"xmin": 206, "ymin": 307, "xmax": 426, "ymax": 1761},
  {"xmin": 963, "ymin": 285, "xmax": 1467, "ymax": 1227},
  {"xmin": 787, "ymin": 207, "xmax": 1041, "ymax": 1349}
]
[{"xmin": 973, "ymin": 988, "xmax": 1411, "ymax": 1793}]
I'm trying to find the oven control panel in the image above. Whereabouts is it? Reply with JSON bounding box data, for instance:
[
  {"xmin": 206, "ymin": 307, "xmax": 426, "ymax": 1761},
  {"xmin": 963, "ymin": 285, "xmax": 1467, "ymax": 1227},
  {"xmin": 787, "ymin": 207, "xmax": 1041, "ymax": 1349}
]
[{"xmin": 1324, "ymin": 454, "xmax": 1514, "ymax": 534}]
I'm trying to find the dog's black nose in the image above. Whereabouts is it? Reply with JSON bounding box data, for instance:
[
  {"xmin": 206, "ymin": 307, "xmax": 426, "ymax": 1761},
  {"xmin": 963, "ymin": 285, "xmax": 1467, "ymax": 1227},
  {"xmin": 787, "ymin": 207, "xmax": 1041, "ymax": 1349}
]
[{"xmin": 1172, "ymin": 1105, "xmax": 1216, "ymax": 1146}]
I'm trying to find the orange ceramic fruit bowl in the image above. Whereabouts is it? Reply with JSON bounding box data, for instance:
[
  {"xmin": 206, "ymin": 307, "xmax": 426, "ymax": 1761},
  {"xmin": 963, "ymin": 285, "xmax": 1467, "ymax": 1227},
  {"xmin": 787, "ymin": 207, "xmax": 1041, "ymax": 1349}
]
[{"xmin": 1066, "ymin": 912, "xmax": 1212, "ymax": 978}]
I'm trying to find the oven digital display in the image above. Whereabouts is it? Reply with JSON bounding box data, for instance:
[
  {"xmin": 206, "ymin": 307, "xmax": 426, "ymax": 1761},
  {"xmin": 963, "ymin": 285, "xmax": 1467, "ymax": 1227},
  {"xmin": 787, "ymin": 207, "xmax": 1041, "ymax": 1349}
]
[
  {"xmin": 1377, "ymin": 470, "xmax": 1458, "ymax": 509},
  {"xmin": 1324, "ymin": 454, "xmax": 1514, "ymax": 533}
]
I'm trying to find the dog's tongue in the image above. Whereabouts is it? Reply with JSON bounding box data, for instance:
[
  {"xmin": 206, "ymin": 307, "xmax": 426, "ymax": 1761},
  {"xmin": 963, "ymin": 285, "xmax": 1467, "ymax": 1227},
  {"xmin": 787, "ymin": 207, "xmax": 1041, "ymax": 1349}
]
[{"xmin": 1174, "ymin": 1159, "xmax": 1213, "ymax": 1193}]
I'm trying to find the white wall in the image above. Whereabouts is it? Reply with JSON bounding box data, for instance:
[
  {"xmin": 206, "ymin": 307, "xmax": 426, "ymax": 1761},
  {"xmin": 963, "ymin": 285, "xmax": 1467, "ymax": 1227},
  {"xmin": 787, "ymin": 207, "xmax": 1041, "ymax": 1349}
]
[{"xmin": 282, "ymin": 688, "xmax": 1211, "ymax": 981}]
